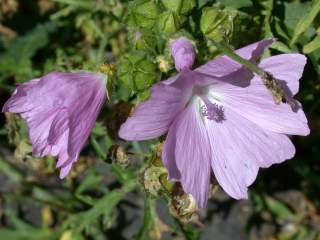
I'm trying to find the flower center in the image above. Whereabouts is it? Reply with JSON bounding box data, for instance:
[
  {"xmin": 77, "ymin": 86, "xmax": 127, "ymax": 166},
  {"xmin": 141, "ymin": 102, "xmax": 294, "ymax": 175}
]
[{"xmin": 199, "ymin": 94, "xmax": 225, "ymax": 122}]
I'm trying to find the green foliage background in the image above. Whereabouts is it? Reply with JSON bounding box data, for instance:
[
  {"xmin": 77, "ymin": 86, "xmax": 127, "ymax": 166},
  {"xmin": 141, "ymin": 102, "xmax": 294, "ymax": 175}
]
[{"xmin": 0, "ymin": 0, "xmax": 319, "ymax": 239}]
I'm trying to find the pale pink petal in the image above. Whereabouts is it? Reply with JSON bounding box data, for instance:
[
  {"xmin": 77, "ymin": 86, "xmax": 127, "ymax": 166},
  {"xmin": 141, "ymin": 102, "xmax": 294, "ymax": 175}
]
[
  {"xmin": 259, "ymin": 54, "xmax": 307, "ymax": 95},
  {"xmin": 2, "ymin": 72, "xmax": 106, "ymax": 178},
  {"xmin": 59, "ymin": 162, "xmax": 73, "ymax": 179},
  {"xmin": 2, "ymin": 78, "xmax": 41, "ymax": 113},
  {"xmin": 211, "ymin": 74, "xmax": 310, "ymax": 136},
  {"xmin": 206, "ymin": 107, "xmax": 295, "ymax": 199},
  {"xmin": 162, "ymin": 103, "xmax": 211, "ymax": 208},
  {"xmin": 26, "ymin": 108, "xmax": 61, "ymax": 157},
  {"xmin": 119, "ymin": 71, "xmax": 195, "ymax": 141},
  {"xmin": 195, "ymin": 39, "xmax": 273, "ymax": 80}
]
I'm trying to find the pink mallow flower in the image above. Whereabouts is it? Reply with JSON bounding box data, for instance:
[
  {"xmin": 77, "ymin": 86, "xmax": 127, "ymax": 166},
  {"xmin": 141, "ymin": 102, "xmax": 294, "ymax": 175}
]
[
  {"xmin": 2, "ymin": 72, "xmax": 107, "ymax": 178},
  {"xmin": 119, "ymin": 38, "xmax": 310, "ymax": 208}
]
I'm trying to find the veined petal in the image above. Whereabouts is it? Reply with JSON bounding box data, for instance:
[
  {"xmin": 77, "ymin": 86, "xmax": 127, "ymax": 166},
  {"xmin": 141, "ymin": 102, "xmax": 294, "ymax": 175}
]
[
  {"xmin": 206, "ymin": 107, "xmax": 295, "ymax": 199},
  {"xmin": 2, "ymin": 71, "xmax": 106, "ymax": 178},
  {"xmin": 2, "ymin": 78, "xmax": 41, "ymax": 113},
  {"xmin": 26, "ymin": 108, "xmax": 62, "ymax": 157},
  {"xmin": 119, "ymin": 71, "xmax": 195, "ymax": 141},
  {"xmin": 48, "ymin": 108, "xmax": 69, "ymax": 145},
  {"xmin": 211, "ymin": 74, "xmax": 310, "ymax": 136},
  {"xmin": 194, "ymin": 39, "xmax": 273, "ymax": 81},
  {"xmin": 67, "ymin": 76, "xmax": 106, "ymax": 158},
  {"xmin": 59, "ymin": 162, "xmax": 74, "ymax": 179},
  {"xmin": 162, "ymin": 103, "xmax": 211, "ymax": 208},
  {"xmin": 259, "ymin": 54, "xmax": 307, "ymax": 95}
]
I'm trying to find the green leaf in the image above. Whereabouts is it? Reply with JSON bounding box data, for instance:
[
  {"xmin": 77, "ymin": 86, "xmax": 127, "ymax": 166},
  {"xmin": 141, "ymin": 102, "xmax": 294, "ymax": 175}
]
[
  {"xmin": 0, "ymin": 23, "xmax": 56, "ymax": 83},
  {"xmin": 158, "ymin": 11, "xmax": 180, "ymax": 34},
  {"xmin": 0, "ymin": 156, "xmax": 23, "ymax": 183},
  {"xmin": 261, "ymin": 0, "xmax": 273, "ymax": 39},
  {"xmin": 200, "ymin": 7, "xmax": 235, "ymax": 42},
  {"xmin": 219, "ymin": 0, "xmax": 252, "ymax": 9},
  {"xmin": 90, "ymin": 136, "xmax": 107, "ymax": 160},
  {"xmin": 303, "ymin": 35, "xmax": 320, "ymax": 54},
  {"xmin": 265, "ymin": 196, "xmax": 297, "ymax": 221},
  {"xmin": 284, "ymin": 1, "xmax": 310, "ymax": 32},
  {"xmin": 291, "ymin": 0, "xmax": 320, "ymax": 44},
  {"xmin": 270, "ymin": 41, "xmax": 292, "ymax": 53},
  {"xmin": 0, "ymin": 229, "xmax": 54, "ymax": 240},
  {"xmin": 162, "ymin": 0, "xmax": 196, "ymax": 14},
  {"xmin": 63, "ymin": 180, "xmax": 136, "ymax": 233},
  {"xmin": 0, "ymin": 208, "xmax": 56, "ymax": 240},
  {"xmin": 129, "ymin": 30, "xmax": 158, "ymax": 52},
  {"xmin": 76, "ymin": 172, "xmax": 103, "ymax": 195},
  {"xmin": 52, "ymin": 0, "xmax": 94, "ymax": 8},
  {"xmin": 127, "ymin": 0, "xmax": 159, "ymax": 29},
  {"xmin": 118, "ymin": 51, "xmax": 158, "ymax": 92}
]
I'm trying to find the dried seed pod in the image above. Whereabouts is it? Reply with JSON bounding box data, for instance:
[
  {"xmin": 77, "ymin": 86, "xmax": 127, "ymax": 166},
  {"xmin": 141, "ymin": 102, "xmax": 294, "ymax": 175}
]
[
  {"xmin": 169, "ymin": 184, "xmax": 198, "ymax": 223},
  {"xmin": 108, "ymin": 145, "xmax": 129, "ymax": 168},
  {"xmin": 140, "ymin": 165, "xmax": 167, "ymax": 197}
]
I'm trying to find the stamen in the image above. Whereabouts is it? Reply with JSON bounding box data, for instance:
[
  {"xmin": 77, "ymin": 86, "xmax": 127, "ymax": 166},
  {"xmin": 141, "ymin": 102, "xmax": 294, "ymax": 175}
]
[{"xmin": 200, "ymin": 96, "xmax": 225, "ymax": 122}]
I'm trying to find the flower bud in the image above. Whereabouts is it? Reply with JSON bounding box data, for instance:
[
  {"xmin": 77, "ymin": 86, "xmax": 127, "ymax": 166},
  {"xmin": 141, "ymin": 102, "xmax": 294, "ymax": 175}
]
[{"xmin": 170, "ymin": 37, "xmax": 195, "ymax": 71}]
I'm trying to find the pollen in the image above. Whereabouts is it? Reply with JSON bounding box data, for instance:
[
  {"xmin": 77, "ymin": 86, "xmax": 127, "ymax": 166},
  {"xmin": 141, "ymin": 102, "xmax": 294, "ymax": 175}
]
[{"xmin": 201, "ymin": 103, "xmax": 225, "ymax": 122}]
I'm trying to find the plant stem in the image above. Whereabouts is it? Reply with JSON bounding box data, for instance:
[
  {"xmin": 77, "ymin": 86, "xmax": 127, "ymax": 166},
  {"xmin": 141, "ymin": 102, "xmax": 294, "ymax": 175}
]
[
  {"xmin": 135, "ymin": 197, "xmax": 156, "ymax": 240},
  {"xmin": 211, "ymin": 40, "xmax": 266, "ymax": 77}
]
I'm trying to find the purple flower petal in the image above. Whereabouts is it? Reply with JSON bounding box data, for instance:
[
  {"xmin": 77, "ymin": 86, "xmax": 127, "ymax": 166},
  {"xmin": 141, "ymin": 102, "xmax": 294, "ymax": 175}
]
[
  {"xmin": 119, "ymin": 39, "xmax": 309, "ymax": 207},
  {"xmin": 162, "ymin": 104, "xmax": 211, "ymax": 208},
  {"xmin": 59, "ymin": 162, "xmax": 74, "ymax": 179},
  {"xmin": 3, "ymin": 72, "xmax": 106, "ymax": 178},
  {"xmin": 194, "ymin": 39, "xmax": 274, "ymax": 83},
  {"xmin": 171, "ymin": 37, "xmax": 195, "ymax": 72},
  {"xmin": 259, "ymin": 54, "xmax": 306, "ymax": 95},
  {"xmin": 119, "ymin": 71, "xmax": 195, "ymax": 141},
  {"xmin": 211, "ymin": 63, "xmax": 310, "ymax": 136},
  {"xmin": 206, "ymin": 107, "xmax": 295, "ymax": 199}
]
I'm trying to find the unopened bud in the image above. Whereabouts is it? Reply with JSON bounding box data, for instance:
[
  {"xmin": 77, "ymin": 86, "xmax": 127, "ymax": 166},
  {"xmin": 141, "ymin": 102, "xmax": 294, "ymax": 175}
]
[{"xmin": 170, "ymin": 37, "xmax": 195, "ymax": 71}]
